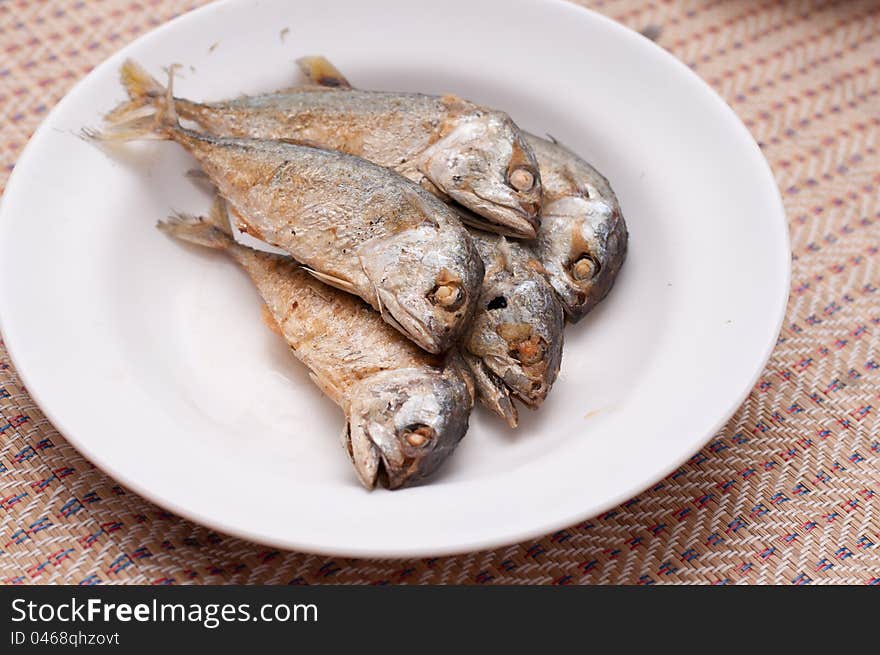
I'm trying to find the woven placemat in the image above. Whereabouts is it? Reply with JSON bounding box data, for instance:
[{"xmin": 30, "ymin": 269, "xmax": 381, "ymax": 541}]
[{"xmin": 1, "ymin": 0, "xmax": 878, "ymax": 585}]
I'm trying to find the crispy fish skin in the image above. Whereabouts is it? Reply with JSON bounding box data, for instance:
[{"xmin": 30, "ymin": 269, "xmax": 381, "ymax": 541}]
[
  {"xmin": 158, "ymin": 200, "xmax": 474, "ymax": 490},
  {"xmin": 528, "ymin": 134, "xmax": 628, "ymax": 322},
  {"xmin": 112, "ymin": 59, "xmax": 543, "ymax": 238},
  {"xmin": 463, "ymin": 230, "xmax": 564, "ymax": 427},
  {"xmin": 96, "ymin": 85, "xmax": 484, "ymax": 355}
]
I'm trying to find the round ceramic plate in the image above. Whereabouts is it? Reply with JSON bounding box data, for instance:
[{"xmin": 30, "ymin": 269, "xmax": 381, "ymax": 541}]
[{"xmin": 0, "ymin": 0, "xmax": 789, "ymax": 557}]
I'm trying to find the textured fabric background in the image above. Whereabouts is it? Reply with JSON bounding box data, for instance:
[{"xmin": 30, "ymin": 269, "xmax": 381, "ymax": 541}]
[{"xmin": 1, "ymin": 0, "xmax": 878, "ymax": 585}]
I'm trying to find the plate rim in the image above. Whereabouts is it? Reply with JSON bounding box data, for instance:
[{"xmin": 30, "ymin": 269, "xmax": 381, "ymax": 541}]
[{"xmin": 0, "ymin": 0, "xmax": 791, "ymax": 558}]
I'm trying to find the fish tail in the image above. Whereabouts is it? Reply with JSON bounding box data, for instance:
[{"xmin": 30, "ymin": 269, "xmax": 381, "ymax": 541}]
[
  {"xmin": 122, "ymin": 59, "xmax": 165, "ymax": 102},
  {"xmin": 158, "ymin": 199, "xmax": 234, "ymax": 250},
  {"xmin": 204, "ymin": 195, "xmax": 235, "ymax": 236},
  {"xmin": 103, "ymin": 59, "xmax": 167, "ymax": 123},
  {"xmin": 85, "ymin": 63, "xmax": 183, "ymax": 143},
  {"xmin": 80, "ymin": 115, "xmax": 161, "ymax": 142}
]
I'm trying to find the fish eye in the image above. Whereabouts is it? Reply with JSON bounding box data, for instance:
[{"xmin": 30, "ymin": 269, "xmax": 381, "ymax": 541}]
[
  {"xmin": 400, "ymin": 424, "xmax": 435, "ymax": 448},
  {"xmin": 508, "ymin": 166, "xmax": 536, "ymax": 192},
  {"xmin": 570, "ymin": 253, "xmax": 600, "ymax": 282},
  {"xmin": 429, "ymin": 282, "xmax": 466, "ymax": 311},
  {"xmin": 487, "ymin": 295, "xmax": 507, "ymax": 310}
]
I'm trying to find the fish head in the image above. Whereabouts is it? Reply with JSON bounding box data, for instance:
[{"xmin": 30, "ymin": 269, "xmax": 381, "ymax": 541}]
[
  {"xmin": 537, "ymin": 194, "xmax": 628, "ymax": 322},
  {"xmin": 465, "ymin": 241, "xmax": 564, "ymax": 409},
  {"xmin": 345, "ymin": 364, "xmax": 473, "ymax": 489},
  {"xmin": 421, "ymin": 110, "xmax": 542, "ymax": 238},
  {"xmin": 359, "ymin": 218, "xmax": 483, "ymax": 354}
]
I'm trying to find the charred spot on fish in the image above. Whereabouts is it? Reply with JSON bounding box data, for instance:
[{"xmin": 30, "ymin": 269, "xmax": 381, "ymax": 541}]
[
  {"xmin": 487, "ymin": 295, "xmax": 508, "ymax": 310},
  {"xmin": 511, "ymin": 336, "xmax": 546, "ymax": 366},
  {"xmin": 317, "ymin": 76, "xmax": 343, "ymax": 87},
  {"xmin": 570, "ymin": 253, "xmax": 600, "ymax": 282},
  {"xmin": 344, "ymin": 426, "xmax": 353, "ymax": 458},
  {"xmin": 497, "ymin": 323, "xmax": 547, "ymax": 366},
  {"xmin": 531, "ymin": 380, "xmax": 544, "ymax": 392},
  {"xmin": 497, "ymin": 324, "xmax": 546, "ymax": 366},
  {"xmin": 401, "ymin": 424, "xmax": 435, "ymax": 448}
]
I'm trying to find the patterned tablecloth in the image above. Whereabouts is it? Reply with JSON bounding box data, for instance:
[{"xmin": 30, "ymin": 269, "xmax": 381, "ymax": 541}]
[{"xmin": 1, "ymin": 0, "xmax": 878, "ymax": 585}]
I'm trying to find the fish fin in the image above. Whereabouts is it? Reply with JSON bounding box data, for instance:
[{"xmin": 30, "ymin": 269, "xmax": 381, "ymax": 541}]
[
  {"xmin": 496, "ymin": 237, "xmax": 514, "ymax": 273},
  {"xmin": 222, "ymin": 203, "xmax": 267, "ymax": 241},
  {"xmin": 204, "ymin": 195, "xmax": 235, "ymax": 236},
  {"xmin": 157, "ymin": 210, "xmax": 234, "ymax": 250},
  {"xmin": 260, "ymin": 304, "xmax": 284, "ymax": 337},
  {"xmin": 296, "ymin": 56, "xmax": 352, "ymax": 89},
  {"xmin": 80, "ymin": 115, "xmax": 165, "ymax": 142},
  {"xmin": 185, "ymin": 167, "xmax": 218, "ymax": 193},
  {"xmin": 122, "ymin": 59, "xmax": 166, "ymax": 101},
  {"xmin": 102, "ymin": 59, "xmax": 167, "ymax": 123},
  {"xmin": 103, "ymin": 100, "xmax": 156, "ymax": 124},
  {"xmin": 160, "ymin": 64, "xmax": 182, "ymax": 128},
  {"xmin": 85, "ymin": 63, "xmax": 181, "ymax": 143},
  {"xmin": 276, "ymin": 136, "xmax": 327, "ymax": 150},
  {"xmin": 374, "ymin": 284, "xmax": 384, "ymax": 315},
  {"xmin": 301, "ymin": 266, "xmax": 358, "ymax": 294}
]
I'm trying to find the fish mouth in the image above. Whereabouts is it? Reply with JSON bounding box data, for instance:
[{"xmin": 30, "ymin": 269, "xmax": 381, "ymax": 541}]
[
  {"xmin": 485, "ymin": 354, "xmax": 550, "ymax": 409},
  {"xmin": 467, "ymin": 349, "xmax": 550, "ymax": 423},
  {"xmin": 346, "ymin": 418, "xmax": 421, "ymax": 490},
  {"xmin": 376, "ymin": 288, "xmax": 448, "ymax": 354},
  {"xmin": 452, "ymin": 200, "xmax": 538, "ymax": 240},
  {"xmin": 345, "ymin": 420, "xmax": 382, "ymax": 489},
  {"xmin": 469, "ymin": 190, "xmax": 540, "ymax": 239},
  {"xmin": 461, "ymin": 351, "xmax": 518, "ymax": 428}
]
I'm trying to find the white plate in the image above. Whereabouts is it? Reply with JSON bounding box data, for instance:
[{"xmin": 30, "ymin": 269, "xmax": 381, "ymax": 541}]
[{"xmin": 0, "ymin": 0, "xmax": 789, "ymax": 557}]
